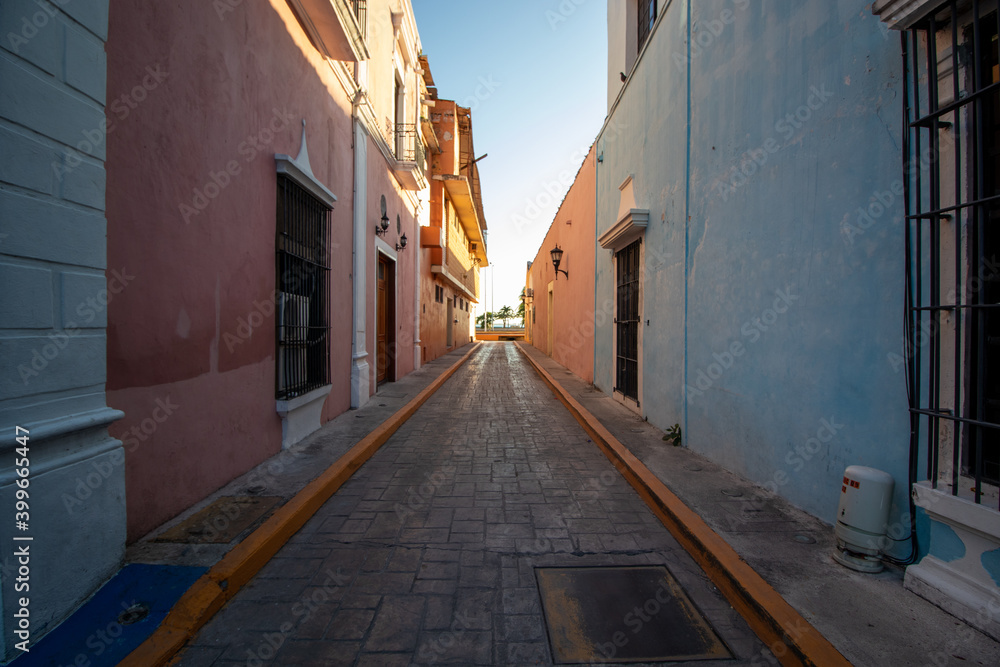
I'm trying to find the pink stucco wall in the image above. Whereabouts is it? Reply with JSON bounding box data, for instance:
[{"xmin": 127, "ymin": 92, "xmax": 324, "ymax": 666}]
[
  {"xmin": 106, "ymin": 0, "xmax": 358, "ymax": 540},
  {"xmin": 528, "ymin": 145, "xmax": 597, "ymax": 383}
]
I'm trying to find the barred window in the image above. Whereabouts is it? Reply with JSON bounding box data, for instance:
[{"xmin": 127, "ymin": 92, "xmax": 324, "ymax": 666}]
[
  {"xmin": 275, "ymin": 174, "xmax": 332, "ymax": 400},
  {"xmin": 902, "ymin": 4, "xmax": 1000, "ymax": 504},
  {"xmin": 638, "ymin": 0, "xmax": 657, "ymax": 53}
]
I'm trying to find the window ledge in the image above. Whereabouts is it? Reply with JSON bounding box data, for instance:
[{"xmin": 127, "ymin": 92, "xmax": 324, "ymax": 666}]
[
  {"xmin": 275, "ymin": 384, "xmax": 331, "ymax": 449},
  {"xmin": 872, "ymin": 0, "xmax": 943, "ymax": 29}
]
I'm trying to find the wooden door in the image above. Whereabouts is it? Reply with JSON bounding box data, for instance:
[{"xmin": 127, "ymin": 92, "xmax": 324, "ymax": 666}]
[{"xmin": 377, "ymin": 256, "xmax": 389, "ymax": 384}]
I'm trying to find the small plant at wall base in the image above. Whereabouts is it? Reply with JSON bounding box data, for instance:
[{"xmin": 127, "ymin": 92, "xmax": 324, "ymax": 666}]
[{"xmin": 663, "ymin": 424, "xmax": 682, "ymax": 447}]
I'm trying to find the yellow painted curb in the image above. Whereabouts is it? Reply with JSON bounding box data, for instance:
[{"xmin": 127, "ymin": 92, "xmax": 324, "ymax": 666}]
[
  {"xmin": 516, "ymin": 343, "xmax": 851, "ymax": 667},
  {"xmin": 119, "ymin": 343, "xmax": 482, "ymax": 667}
]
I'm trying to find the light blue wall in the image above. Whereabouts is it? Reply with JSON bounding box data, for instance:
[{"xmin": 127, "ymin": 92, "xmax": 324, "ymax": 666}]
[{"xmin": 597, "ymin": 0, "xmax": 911, "ymax": 547}]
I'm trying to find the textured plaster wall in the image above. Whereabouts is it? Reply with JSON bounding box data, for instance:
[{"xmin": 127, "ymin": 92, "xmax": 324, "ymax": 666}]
[{"xmin": 529, "ymin": 145, "xmax": 598, "ymax": 383}]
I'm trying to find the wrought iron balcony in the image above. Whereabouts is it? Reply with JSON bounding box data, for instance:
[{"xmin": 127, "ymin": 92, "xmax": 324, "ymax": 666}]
[
  {"xmin": 384, "ymin": 121, "xmax": 426, "ymax": 184},
  {"xmin": 351, "ymin": 0, "xmax": 366, "ymax": 39}
]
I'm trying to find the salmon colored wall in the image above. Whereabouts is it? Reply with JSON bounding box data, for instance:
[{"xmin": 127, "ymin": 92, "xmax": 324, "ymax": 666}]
[
  {"xmin": 419, "ymin": 98, "xmax": 477, "ymax": 363},
  {"xmin": 106, "ymin": 0, "xmax": 356, "ymax": 540},
  {"xmin": 528, "ymin": 144, "xmax": 597, "ymax": 383}
]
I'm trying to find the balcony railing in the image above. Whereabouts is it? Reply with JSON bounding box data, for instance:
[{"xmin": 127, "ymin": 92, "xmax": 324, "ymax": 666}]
[
  {"xmin": 350, "ymin": 0, "xmax": 366, "ymax": 39},
  {"xmin": 385, "ymin": 120, "xmax": 426, "ymax": 178}
]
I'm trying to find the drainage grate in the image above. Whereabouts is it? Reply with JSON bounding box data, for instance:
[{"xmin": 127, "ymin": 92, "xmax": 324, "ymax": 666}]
[
  {"xmin": 536, "ymin": 565, "xmax": 731, "ymax": 664},
  {"xmin": 153, "ymin": 496, "xmax": 283, "ymax": 544}
]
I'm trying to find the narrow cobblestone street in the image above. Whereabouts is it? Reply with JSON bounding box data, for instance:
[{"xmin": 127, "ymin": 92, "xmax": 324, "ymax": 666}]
[{"xmin": 175, "ymin": 343, "xmax": 762, "ymax": 666}]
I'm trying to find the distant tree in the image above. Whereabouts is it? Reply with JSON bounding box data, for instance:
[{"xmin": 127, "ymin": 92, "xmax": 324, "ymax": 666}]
[
  {"xmin": 497, "ymin": 305, "xmax": 514, "ymax": 328},
  {"xmin": 476, "ymin": 312, "xmax": 495, "ymax": 329}
]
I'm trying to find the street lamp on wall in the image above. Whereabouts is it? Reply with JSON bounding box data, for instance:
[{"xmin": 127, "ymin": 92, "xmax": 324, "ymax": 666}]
[
  {"xmin": 375, "ymin": 211, "xmax": 389, "ymax": 237},
  {"xmin": 550, "ymin": 244, "xmax": 568, "ymax": 280},
  {"xmin": 395, "ymin": 233, "xmax": 407, "ymax": 252}
]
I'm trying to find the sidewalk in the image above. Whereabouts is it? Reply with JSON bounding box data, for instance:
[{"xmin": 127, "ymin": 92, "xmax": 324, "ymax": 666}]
[
  {"xmin": 517, "ymin": 343, "xmax": 1000, "ymax": 667},
  {"xmin": 10, "ymin": 344, "xmax": 478, "ymax": 666}
]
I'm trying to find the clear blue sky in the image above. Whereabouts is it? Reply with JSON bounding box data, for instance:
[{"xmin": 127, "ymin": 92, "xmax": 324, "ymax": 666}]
[{"xmin": 411, "ymin": 0, "xmax": 607, "ymax": 317}]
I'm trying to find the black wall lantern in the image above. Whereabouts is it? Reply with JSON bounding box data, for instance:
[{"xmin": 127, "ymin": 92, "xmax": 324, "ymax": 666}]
[
  {"xmin": 550, "ymin": 244, "xmax": 568, "ymax": 280},
  {"xmin": 375, "ymin": 212, "xmax": 389, "ymax": 237},
  {"xmin": 396, "ymin": 233, "xmax": 408, "ymax": 252},
  {"xmin": 375, "ymin": 195, "xmax": 389, "ymax": 237}
]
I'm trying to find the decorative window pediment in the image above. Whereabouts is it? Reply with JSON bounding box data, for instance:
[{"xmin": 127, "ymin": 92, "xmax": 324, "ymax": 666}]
[{"xmin": 598, "ymin": 175, "xmax": 648, "ymax": 252}]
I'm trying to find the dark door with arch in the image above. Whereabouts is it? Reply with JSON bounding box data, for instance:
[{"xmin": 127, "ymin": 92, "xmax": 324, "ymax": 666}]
[{"xmin": 377, "ymin": 255, "xmax": 395, "ymax": 385}]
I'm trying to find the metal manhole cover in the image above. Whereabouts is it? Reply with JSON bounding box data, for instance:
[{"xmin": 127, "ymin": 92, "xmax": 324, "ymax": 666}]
[
  {"xmin": 535, "ymin": 566, "xmax": 731, "ymax": 664},
  {"xmin": 153, "ymin": 496, "xmax": 283, "ymax": 543}
]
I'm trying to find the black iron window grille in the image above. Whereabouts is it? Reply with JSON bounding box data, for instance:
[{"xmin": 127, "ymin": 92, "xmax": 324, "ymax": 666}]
[
  {"xmin": 275, "ymin": 174, "xmax": 332, "ymax": 400},
  {"xmin": 638, "ymin": 0, "xmax": 657, "ymax": 53},
  {"xmin": 351, "ymin": 0, "xmax": 366, "ymax": 40},
  {"xmin": 616, "ymin": 239, "xmax": 641, "ymax": 402},
  {"xmin": 902, "ymin": 2, "xmax": 1000, "ymax": 506}
]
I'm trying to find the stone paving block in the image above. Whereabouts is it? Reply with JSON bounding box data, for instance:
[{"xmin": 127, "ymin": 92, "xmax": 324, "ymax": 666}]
[
  {"xmin": 326, "ymin": 608, "xmax": 375, "ymax": 641},
  {"xmin": 256, "ymin": 556, "xmax": 325, "ymax": 580},
  {"xmin": 459, "ymin": 564, "xmax": 499, "ymax": 588},
  {"xmin": 502, "ymin": 587, "xmax": 541, "ymax": 615},
  {"xmin": 236, "ymin": 576, "xmax": 311, "ymax": 603},
  {"xmin": 398, "ymin": 527, "xmax": 450, "ymax": 543},
  {"xmin": 361, "ymin": 547, "xmax": 392, "ymax": 571},
  {"xmin": 502, "ymin": 613, "xmax": 547, "ymax": 643},
  {"xmin": 386, "ymin": 546, "xmax": 422, "ymax": 572},
  {"xmin": 366, "ymin": 595, "xmax": 425, "ymax": 651},
  {"xmin": 423, "ymin": 595, "xmax": 456, "ymax": 630},
  {"xmin": 274, "ymin": 640, "xmax": 358, "ymax": 666},
  {"xmin": 351, "ymin": 572, "xmax": 415, "ymax": 595},
  {"xmin": 355, "ymin": 653, "xmax": 412, "ymax": 667},
  {"xmin": 503, "ymin": 641, "xmax": 551, "ymax": 665},
  {"xmin": 417, "ymin": 561, "xmax": 458, "ymax": 579},
  {"xmin": 170, "ymin": 646, "xmax": 224, "ymax": 667},
  {"xmin": 417, "ymin": 630, "xmax": 492, "ymax": 665},
  {"xmin": 293, "ymin": 602, "xmax": 337, "ymax": 639},
  {"xmin": 412, "ymin": 578, "xmax": 458, "ymax": 595}
]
